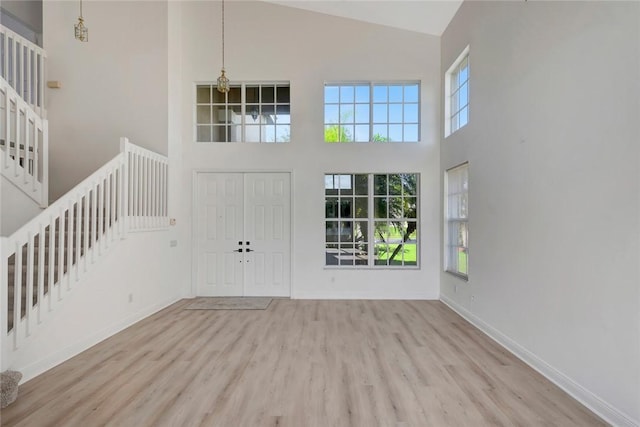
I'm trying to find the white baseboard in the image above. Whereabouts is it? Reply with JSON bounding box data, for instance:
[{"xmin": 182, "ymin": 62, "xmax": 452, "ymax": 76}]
[
  {"xmin": 19, "ymin": 296, "xmax": 182, "ymax": 383},
  {"xmin": 440, "ymin": 295, "xmax": 638, "ymax": 427}
]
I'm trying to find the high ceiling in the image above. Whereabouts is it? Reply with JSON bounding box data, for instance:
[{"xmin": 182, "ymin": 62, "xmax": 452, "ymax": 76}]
[{"xmin": 263, "ymin": 1, "xmax": 464, "ymax": 36}]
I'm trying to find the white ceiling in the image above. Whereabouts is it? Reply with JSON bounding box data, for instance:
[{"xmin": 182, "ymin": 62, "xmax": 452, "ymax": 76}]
[{"xmin": 263, "ymin": 1, "xmax": 463, "ymax": 36}]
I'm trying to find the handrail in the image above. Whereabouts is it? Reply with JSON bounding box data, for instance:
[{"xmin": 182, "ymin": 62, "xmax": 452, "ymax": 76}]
[
  {"xmin": 0, "ymin": 25, "xmax": 46, "ymax": 117},
  {"xmin": 1, "ymin": 138, "xmax": 168, "ymax": 368},
  {"xmin": 0, "ymin": 76, "xmax": 48, "ymax": 207}
]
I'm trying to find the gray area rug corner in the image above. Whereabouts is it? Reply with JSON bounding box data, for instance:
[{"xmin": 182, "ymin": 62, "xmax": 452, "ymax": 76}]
[{"xmin": 185, "ymin": 297, "xmax": 272, "ymax": 310}]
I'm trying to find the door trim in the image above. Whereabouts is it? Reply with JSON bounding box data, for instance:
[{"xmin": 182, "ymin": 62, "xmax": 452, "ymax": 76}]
[{"xmin": 191, "ymin": 169, "xmax": 294, "ymax": 298}]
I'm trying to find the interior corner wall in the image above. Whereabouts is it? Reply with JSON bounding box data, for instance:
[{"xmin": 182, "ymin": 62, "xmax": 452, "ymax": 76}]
[
  {"xmin": 177, "ymin": 1, "xmax": 441, "ymax": 300},
  {"xmin": 43, "ymin": 1, "xmax": 169, "ymax": 202},
  {"xmin": 0, "ymin": 0, "xmax": 43, "ymax": 45},
  {"xmin": 439, "ymin": 1, "xmax": 639, "ymax": 425}
]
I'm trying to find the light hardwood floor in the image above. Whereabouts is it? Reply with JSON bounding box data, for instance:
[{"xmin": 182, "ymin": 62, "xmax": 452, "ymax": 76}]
[{"xmin": 1, "ymin": 299, "xmax": 606, "ymax": 426}]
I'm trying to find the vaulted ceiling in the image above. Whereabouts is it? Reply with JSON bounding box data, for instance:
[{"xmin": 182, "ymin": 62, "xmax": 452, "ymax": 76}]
[{"xmin": 263, "ymin": 0, "xmax": 463, "ymax": 35}]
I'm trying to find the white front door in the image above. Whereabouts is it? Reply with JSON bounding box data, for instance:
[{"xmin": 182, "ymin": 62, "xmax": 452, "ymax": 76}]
[{"xmin": 195, "ymin": 172, "xmax": 291, "ymax": 297}]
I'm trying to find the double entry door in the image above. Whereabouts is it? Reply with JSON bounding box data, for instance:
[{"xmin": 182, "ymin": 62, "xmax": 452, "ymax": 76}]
[{"xmin": 195, "ymin": 172, "xmax": 291, "ymax": 297}]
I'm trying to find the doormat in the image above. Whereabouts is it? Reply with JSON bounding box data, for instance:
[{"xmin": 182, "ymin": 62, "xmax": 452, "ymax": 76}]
[{"xmin": 184, "ymin": 297, "xmax": 272, "ymax": 310}]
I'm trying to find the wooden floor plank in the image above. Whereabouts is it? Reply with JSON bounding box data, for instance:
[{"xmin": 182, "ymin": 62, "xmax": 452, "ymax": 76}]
[{"xmin": 0, "ymin": 299, "xmax": 607, "ymax": 426}]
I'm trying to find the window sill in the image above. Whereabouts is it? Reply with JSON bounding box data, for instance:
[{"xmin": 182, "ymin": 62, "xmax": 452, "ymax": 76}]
[{"xmin": 445, "ymin": 270, "xmax": 468, "ymax": 282}]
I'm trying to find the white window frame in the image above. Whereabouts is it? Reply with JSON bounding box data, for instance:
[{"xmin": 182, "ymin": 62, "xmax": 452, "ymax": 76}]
[
  {"xmin": 444, "ymin": 162, "xmax": 469, "ymax": 279},
  {"xmin": 324, "ymin": 82, "xmax": 420, "ymax": 143},
  {"xmin": 324, "ymin": 173, "xmax": 420, "ymax": 269},
  {"xmin": 194, "ymin": 81, "xmax": 290, "ymax": 143},
  {"xmin": 444, "ymin": 46, "xmax": 469, "ymax": 137}
]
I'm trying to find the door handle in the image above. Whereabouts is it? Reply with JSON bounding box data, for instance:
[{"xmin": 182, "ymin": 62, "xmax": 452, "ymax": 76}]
[
  {"xmin": 233, "ymin": 248, "xmax": 243, "ymax": 253},
  {"xmin": 246, "ymin": 248, "xmax": 253, "ymax": 253}
]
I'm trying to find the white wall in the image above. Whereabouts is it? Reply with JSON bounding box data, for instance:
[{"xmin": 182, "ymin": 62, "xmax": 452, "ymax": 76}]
[
  {"xmin": 440, "ymin": 2, "xmax": 640, "ymax": 425},
  {"xmin": 176, "ymin": 1, "xmax": 442, "ymax": 299},
  {"xmin": 43, "ymin": 1, "xmax": 168, "ymax": 201},
  {"xmin": 7, "ymin": 230, "xmax": 183, "ymax": 382},
  {"xmin": 0, "ymin": 176, "xmax": 42, "ymax": 236}
]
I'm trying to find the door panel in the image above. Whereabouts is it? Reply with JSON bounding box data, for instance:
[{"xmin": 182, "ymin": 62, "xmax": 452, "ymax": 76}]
[
  {"xmin": 196, "ymin": 172, "xmax": 290, "ymax": 297},
  {"xmin": 196, "ymin": 173, "xmax": 244, "ymax": 296},
  {"xmin": 244, "ymin": 173, "xmax": 291, "ymax": 297}
]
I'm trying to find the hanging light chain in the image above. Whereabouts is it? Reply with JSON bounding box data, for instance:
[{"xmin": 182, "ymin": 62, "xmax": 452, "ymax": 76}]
[
  {"xmin": 221, "ymin": 0, "xmax": 225, "ymax": 71},
  {"xmin": 216, "ymin": 0, "xmax": 230, "ymax": 93}
]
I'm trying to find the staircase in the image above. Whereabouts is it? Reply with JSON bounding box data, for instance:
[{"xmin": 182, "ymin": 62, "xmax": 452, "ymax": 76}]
[
  {"xmin": 0, "ymin": 25, "xmax": 48, "ymax": 207},
  {"xmin": 0, "ymin": 22, "xmax": 170, "ymax": 371}
]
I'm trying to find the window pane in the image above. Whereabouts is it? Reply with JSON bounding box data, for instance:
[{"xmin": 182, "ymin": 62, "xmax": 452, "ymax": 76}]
[
  {"xmin": 325, "ymin": 86, "xmax": 339, "ymax": 103},
  {"xmin": 326, "ymin": 245, "xmax": 339, "ymax": 265},
  {"xmin": 373, "ymin": 104, "xmax": 387, "ymax": 123},
  {"xmin": 355, "ymin": 197, "xmax": 368, "ymax": 218},
  {"xmin": 261, "ymin": 86, "xmax": 275, "ymax": 103},
  {"xmin": 227, "ymin": 86, "xmax": 241, "ymax": 103},
  {"xmin": 354, "ymin": 125, "xmax": 369, "ymax": 142},
  {"xmin": 276, "ymin": 85, "xmax": 290, "ymax": 103},
  {"xmin": 325, "ymin": 105, "xmax": 339, "ymax": 123},
  {"xmin": 245, "ymin": 125, "xmax": 260, "ymax": 143},
  {"xmin": 326, "ymin": 198, "xmax": 338, "ymax": 218},
  {"xmin": 341, "ymin": 105, "xmax": 355, "ymax": 123},
  {"xmin": 340, "ymin": 199, "xmax": 353, "ymax": 218},
  {"xmin": 326, "ymin": 222, "xmax": 339, "ymax": 242},
  {"xmin": 459, "ymin": 82, "xmax": 468, "ymax": 107},
  {"xmin": 197, "ymin": 86, "xmax": 211, "ymax": 103},
  {"xmin": 389, "ymin": 104, "xmax": 403, "ymax": 123},
  {"xmin": 404, "ymin": 125, "xmax": 418, "ymax": 142},
  {"xmin": 459, "ymin": 106, "xmax": 468, "ymax": 128},
  {"xmin": 372, "ymin": 124, "xmax": 387, "ymax": 141},
  {"xmin": 405, "ymin": 197, "xmax": 417, "ymax": 218},
  {"xmin": 404, "ymin": 104, "xmax": 418, "ymax": 123},
  {"xmin": 197, "ymin": 106, "xmax": 211, "ymax": 124},
  {"xmin": 374, "ymin": 175, "xmax": 387, "ymax": 195},
  {"xmin": 355, "ymin": 85, "xmax": 370, "ymax": 103},
  {"xmin": 338, "ymin": 175, "xmax": 353, "ymax": 192},
  {"xmin": 374, "ymin": 197, "xmax": 387, "ymax": 218},
  {"xmin": 197, "ymin": 126, "xmax": 212, "ymax": 142},
  {"xmin": 212, "ymin": 87, "xmax": 226, "ymax": 103},
  {"xmin": 373, "ymin": 85, "xmax": 388, "ymax": 102},
  {"xmin": 340, "ymin": 221, "xmax": 354, "ymax": 242},
  {"xmin": 246, "ymin": 85, "xmax": 259, "ymax": 103},
  {"xmin": 276, "ymin": 125, "xmax": 290, "ymax": 143},
  {"xmin": 355, "ymin": 104, "xmax": 369, "ymax": 123},
  {"xmin": 404, "ymin": 84, "xmax": 419, "ymax": 103},
  {"xmin": 389, "ymin": 124, "xmax": 402, "ymax": 142},
  {"xmin": 340, "ymin": 86, "xmax": 354, "ymax": 103},
  {"xmin": 389, "ymin": 85, "xmax": 403, "ymax": 102},
  {"xmin": 354, "ymin": 174, "xmax": 368, "ymax": 195}
]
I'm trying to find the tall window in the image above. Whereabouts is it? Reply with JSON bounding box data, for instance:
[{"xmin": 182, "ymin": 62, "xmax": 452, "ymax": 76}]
[
  {"xmin": 445, "ymin": 47, "xmax": 469, "ymax": 137},
  {"xmin": 196, "ymin": 82, "xmax": 290, "ymax": 143},
  {"xmin": 445, "ymin": 163, "xmax": 468, "ymax": 278},
  {"xmin": 325, "ymin": 173, "xmax": 419, "ymax": 268},
  {"xmin": 324, "ymin": 83, "xmax": 420, "ymax": 143}
]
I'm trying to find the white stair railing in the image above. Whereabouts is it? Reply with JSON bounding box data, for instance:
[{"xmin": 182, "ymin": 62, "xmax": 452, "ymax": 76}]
[
  {"xmin": 1, "ymin": 138, "xmax": 168, "ymax": 369},
  {"xmin": 0, "ymin": 77, "xmax": 48, "ymax": 207},
  {"xmin": 0, "ymin": 25, "xmax": 46, "ymax": 117}
]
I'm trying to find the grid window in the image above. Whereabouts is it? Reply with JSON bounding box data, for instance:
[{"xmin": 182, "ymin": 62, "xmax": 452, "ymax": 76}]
[
  {"xmin": 445, "ymin": 47, "xmax": 469, "ymax": 137},
  {"xmin": 325, "ymin": 173, "xmax": 419, "ymax": 268},
  {"xmin": 324, "ymin": 83, "xmax": 420, "ymax": 143},
  {"xmin": 445, "ymin": 163, "xmax": 469, "ymax": 278},
  {"xmin": 196, "ymin": 83, "xmax": 290, "ymax": 143}
]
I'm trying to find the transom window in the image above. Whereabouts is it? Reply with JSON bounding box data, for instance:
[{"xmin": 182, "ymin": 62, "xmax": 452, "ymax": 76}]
[
  {"xmin": 196, "ymin": 82, "xmax": 290, "ymax": 143},
  {"xmin": 445, "ymin": 163, "xmax": 468, "ymax": 278},
  {"xmin": 325, "ymin": 173, "xmax": 419, "ymax": 268},
  {"xmin": 324, "ymin": 83, "xmax": 420, "ymax": 143},
  {"xmin": 445, "ymin": 47, "xmax": 469, "ymax": 137}
]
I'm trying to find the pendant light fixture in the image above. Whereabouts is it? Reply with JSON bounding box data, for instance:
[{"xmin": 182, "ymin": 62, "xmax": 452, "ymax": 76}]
[
  {"xmin": 74, "ymin": 0, "xmax": 88, "ymax": 42},
  {"xmin": 216, "ymin": 0, "xmax": 230, "ymax": 93}
]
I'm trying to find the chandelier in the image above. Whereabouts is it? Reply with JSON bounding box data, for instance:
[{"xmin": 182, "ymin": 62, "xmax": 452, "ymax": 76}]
[
  {"xmin": 216, "ymin": 0, "xmax": 230, "ymax": 93},
  {"xmin": 74, "ymin": 0, "xmax": 88, "ymax": 42}
]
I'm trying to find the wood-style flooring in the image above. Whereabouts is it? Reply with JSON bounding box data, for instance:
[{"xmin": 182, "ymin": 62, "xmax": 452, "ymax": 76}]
[{"xmin": 0, "ymin": 299, "xmax": 606, "ymax": 426}]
